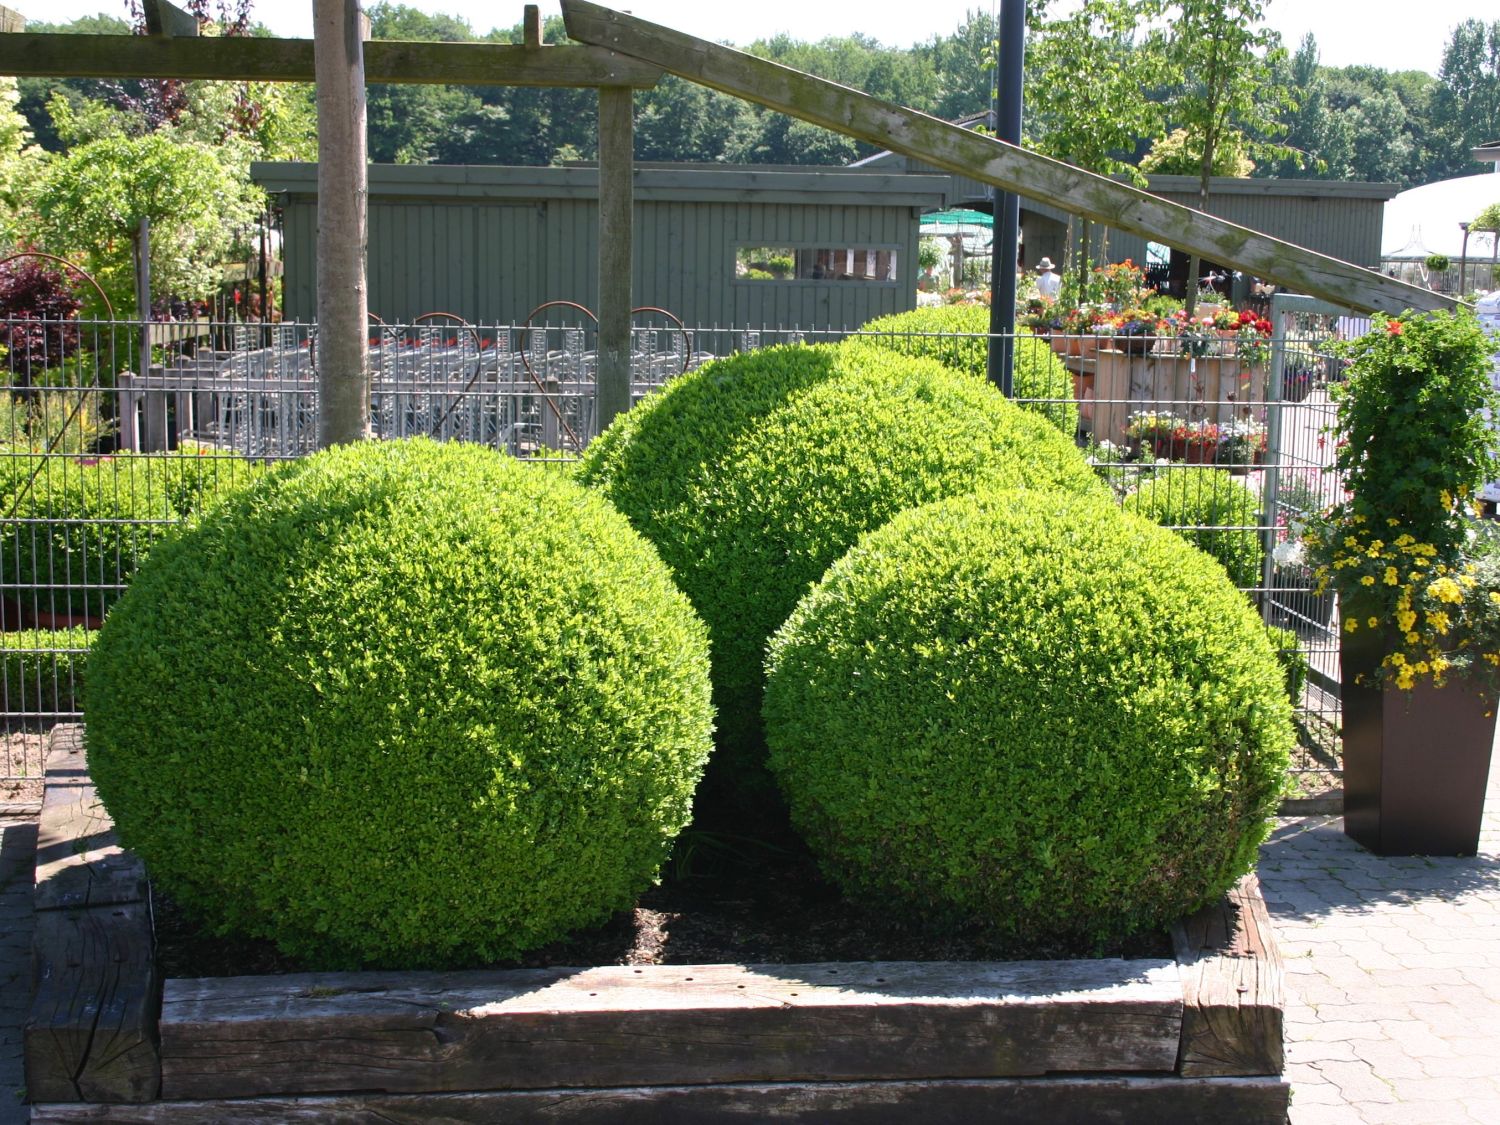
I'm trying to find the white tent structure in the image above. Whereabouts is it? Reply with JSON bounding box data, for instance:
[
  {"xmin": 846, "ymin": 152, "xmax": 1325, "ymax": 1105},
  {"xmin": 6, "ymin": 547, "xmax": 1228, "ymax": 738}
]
[{"xmin": 1382, "ymin": 145, "xmax": 1500, "ymax": 293}]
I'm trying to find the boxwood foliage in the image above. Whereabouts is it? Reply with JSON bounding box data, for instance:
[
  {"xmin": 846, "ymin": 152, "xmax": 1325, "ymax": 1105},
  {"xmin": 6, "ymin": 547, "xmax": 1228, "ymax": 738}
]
[
  {"xmin": 764, "ymin": 489, "xmax": 1293, "ymax": 946},
  {"xmin": 576, "ymin": 341, "xmax": 1103, "ymax": 803},
  {"xmin": 85, "ymin": 438, "xmax": 714, "ymax": 969},
  {"xmin": 0, "ymin": 455, "xmax": 176, "ymax": 620},
  {"xmin": 858, "ymin": 305, "xmax": 1079, "ymax": 436},
  {"xmin": 1123, "ymin": 467, "xmax": 1265, "ymax": 588}
]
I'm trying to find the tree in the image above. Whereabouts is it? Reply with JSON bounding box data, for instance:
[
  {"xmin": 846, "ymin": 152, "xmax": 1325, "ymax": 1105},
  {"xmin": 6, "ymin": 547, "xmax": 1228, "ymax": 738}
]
[
  {"xmin": 1435, "ymin": 20, "xmax": 1500, "ymax": 176},
  {"xmin": 1262, "ymin": 35, "xmax": 1351, "ymax": 180},
  {"xmin": 1023, "ymin": 0, "xmax": 1166, "ymax": 288},
  {"xmin": 1156, "ymin": 0, "xmax": 1294, "ymax": 311},
  {"xmin": 34, "ymin": 131, "xmax": 258, "ymax": 320},
  {"xmin": 0, "ymin": 78, "xmax": 46, "ymax": 250}
]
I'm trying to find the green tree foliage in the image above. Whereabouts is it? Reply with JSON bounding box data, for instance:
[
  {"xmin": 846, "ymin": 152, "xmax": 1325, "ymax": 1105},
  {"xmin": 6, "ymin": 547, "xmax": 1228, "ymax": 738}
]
[
  {"xmin": 0, "ymin": 78, "xmax": 45, "ymax": 249},
  {"xmin": 1155, "ymin": 0, "xmax": 1294, "ymax": 309},
  {"xmin": 1435, "ymin": 19, "xmax": 1500, "ymax": 176},
  {"xmin": 34, "ymin": 131, "xmax": 259, "ymax": 316}
]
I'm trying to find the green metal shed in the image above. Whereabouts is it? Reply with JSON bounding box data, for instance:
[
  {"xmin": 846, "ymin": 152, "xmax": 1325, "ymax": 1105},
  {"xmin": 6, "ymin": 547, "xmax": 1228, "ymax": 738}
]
[
  {"xmin": 252, "ymin": 162, "xmax": 953, "ymax": 329},
  {"xmin": 851, "ymin": 150, "xmax": 1399, "ymax": 277}
]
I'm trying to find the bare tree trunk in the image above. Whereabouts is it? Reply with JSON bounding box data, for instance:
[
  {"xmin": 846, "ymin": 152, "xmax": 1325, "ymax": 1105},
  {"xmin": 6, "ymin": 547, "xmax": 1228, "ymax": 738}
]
[{"xmin": 314, "ymin": 0, "xmax": 371, "ymax": 448}]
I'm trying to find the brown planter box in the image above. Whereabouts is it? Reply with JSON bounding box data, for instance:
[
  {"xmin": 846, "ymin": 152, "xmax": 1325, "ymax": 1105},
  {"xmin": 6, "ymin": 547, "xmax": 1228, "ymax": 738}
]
[
  {"xmin": 1340, "ymin": 630, "xmax": 1498, "ymax": 856},
  {"xmin": 27, "ymin": 726, "xmax": 1289, "ymax": 1123}
]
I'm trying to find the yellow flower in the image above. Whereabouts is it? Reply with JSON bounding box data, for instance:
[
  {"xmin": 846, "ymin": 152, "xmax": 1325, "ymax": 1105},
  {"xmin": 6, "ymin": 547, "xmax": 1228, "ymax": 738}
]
[
  {"xmin": 1368, "ymin": 616, "xmax": 1379, "ymax": 628},
  {"xmin": 1397, "ymin": 609, "xmax": 1417, "ymax": 630},
  {"xmin": 1360, "ymin": 576, "xmax": 1376, "ymax": 587},
  {"xmin": 1345, "ymin": 618, "xmax": 1359, "ymax": 633},
  {"xmin": 1384, "ymin": 567, "xmax": 1399, "ymax": 586},
  {"xmin": 1486, "ymin": 653, "xmax": 1500, "ymax": 666},
  {"xmin": 1396, "ymin": 669, "xmax": 1416, "ymax": 689},
  {"xmin": 1388, "ymin": 652, "xmax": 1406, "ymax": 666},
  {"xmin": 1441, "ymin": 490, "xmax": 1453, "ymax": 508},
  {"xmin": 1344, "ymin": 536, "xmax": 1360, "ymax": 549},
  {"xmin": 1406, "ymin": 631, "xmax": 1420, "ymax": 644},
  {"xmin": 1428, "ymin": 577, "xmax": 1464, "ymax": 605},
  {"xmin": 1490, "ymin": 592, "xmax": 1500, "ymax": 606},
  {"xmin": 1387, "ymin": 518, "xmax": 1401, "ymax": 527},
  {"xmin": 1426, "ymin": 611, "xmax": 1450, "ymax": 634}
]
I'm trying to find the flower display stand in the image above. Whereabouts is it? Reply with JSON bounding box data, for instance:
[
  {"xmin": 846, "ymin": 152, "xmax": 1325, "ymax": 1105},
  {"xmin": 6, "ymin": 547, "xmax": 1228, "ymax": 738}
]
[
  {"xmin": 1339, "ymin": 629, "xmax": 1497, "ymax": 856},
  {"xmin": 1089, "ymin": 351, "xmax": 1267, "ymax": 445}
]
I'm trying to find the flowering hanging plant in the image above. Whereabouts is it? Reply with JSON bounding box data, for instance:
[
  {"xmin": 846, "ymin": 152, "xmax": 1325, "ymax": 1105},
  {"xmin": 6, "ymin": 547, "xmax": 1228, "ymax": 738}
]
[{"xmin": 1302, "ymin": 310, "xmax": 1500, "ymax": 691}]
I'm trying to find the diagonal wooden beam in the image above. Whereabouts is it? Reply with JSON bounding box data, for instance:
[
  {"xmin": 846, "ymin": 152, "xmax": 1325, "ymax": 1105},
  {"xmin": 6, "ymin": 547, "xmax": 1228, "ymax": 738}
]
[
  {"xmin": 561, "ymin": 0, "xmax": 1449, "ymax": 316},
  {"xmin": 0, "ymin": 33, "xmax": 663, "ymax": 88},
  {"xmin": 142, "ymin": 0, "xmax": 199, "ymax": 38}
]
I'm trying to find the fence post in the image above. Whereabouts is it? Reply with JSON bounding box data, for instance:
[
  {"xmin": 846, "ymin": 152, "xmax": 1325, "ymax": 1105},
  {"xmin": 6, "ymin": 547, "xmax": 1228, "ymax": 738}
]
[{"xmin": 115, "ymin": 371, "xmax": 140, "ymax": 453}]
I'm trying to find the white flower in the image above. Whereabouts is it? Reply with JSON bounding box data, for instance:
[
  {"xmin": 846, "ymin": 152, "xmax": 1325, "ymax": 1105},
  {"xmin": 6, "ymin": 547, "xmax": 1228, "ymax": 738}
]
[{"xmin": 1273, "ymin": 540, "xmax": 1306, "ymax": 568}]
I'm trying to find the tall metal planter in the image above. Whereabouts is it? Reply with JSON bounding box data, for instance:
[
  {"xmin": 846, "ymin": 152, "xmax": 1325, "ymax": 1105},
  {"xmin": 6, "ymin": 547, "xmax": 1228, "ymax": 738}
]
[{"xmin": 1340, "ymin": 628, "xmax": 1497, "ymax": 856}]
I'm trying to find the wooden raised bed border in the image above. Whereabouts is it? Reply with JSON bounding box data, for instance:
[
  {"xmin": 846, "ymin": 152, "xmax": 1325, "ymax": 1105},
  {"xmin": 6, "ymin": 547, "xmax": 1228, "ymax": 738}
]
[{"xmin": 27, "ymin": 725, "xmax": 1288, "ymax": 1122}]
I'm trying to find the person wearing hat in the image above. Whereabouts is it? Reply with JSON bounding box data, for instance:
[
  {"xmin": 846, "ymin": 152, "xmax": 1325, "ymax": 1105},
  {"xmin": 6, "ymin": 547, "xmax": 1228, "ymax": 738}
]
[{"xmin": 1035, "ymin": 257, "xmax": 1061, "ymax": 299}]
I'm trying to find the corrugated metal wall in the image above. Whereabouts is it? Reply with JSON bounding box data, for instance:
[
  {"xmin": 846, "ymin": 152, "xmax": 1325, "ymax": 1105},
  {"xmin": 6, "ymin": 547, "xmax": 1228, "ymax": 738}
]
[{"xmin": 280, "ymin": 192, "xmax": 916, "ymax": 331}]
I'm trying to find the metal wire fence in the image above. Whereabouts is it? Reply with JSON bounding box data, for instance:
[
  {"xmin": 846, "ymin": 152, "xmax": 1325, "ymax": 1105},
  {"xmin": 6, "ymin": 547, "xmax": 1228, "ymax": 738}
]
[{"xmin": 1, "ymin": 310, "xmax": 1353, "ymax": 800}]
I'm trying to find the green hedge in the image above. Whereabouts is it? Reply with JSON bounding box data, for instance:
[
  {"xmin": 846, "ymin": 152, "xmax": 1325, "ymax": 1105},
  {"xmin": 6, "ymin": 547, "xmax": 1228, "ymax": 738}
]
[
  {"xmin": 764, "ymin": 489, "xmax": 1293, "ymax": 946},
  {"xmin": 0, "ymin": 450, "xmax": 264, "ymax": 621},
  {"xmin": 577, "ymin": 341, "xmax": 1104, "ymax": 805},
  {"xmin": 858, "ymin": 305, "xmax": 1079, "ymax": 436},
  {"xmin": 1, "ymin": 627, "xmax": 89, "ymax": 716},
  {"xmin": 1123, "ymin": 467, "xmax": 1265, "ymax": 588},
  {"xmin": 85, "ymin": 438, "xmax": 714, "ymax": 968}
]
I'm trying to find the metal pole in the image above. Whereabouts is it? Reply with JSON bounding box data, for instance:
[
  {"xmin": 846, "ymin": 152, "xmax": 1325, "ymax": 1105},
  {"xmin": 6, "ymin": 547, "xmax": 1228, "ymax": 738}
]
[
  {"xmin": 988, "ymin": 0, "xmax": 1024, "ymax": 397},
  {"xmin": 1459, "ymin": 222, "xmax": 1470, "ymax": 297}
]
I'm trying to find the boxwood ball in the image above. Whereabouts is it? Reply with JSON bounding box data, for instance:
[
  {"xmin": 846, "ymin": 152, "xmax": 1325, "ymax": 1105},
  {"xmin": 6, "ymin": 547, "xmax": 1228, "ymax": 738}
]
[
  {"xmin": 576, "ymin": 341, "xmax": 1104, "ymax": 800},
  {"xmin": 764, "ymin": 489, "xmax": 1294, "ymax": 944},
  {"xmin": 84, "ymin": 439, "xmax": 714, "ymax": 968}
]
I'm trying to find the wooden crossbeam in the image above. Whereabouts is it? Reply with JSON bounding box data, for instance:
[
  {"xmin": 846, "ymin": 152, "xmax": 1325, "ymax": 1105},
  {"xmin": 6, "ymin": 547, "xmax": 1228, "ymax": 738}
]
[
  {"xmin": 0, "ymin": 32, "xmax": 663, "ymax": 88},
  {"xmin": 560, "ymin": 0, "xmax": 1451, "ymax": 316}
]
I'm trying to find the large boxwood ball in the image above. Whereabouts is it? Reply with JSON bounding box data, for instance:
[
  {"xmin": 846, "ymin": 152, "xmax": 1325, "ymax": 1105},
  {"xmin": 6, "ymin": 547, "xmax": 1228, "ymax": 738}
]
[
  {"xmin": 84, "ymin": 438, "xmax": 714, "ymax": 968},
  {"xmin": 764, "ymin": 489, "xmax": 1293, "ymax": 944},
  {"xmin": 576, "ymin": 341, "xmax": 1104, "ymax": 798},
  {"xmin": 859, "ymin": 305, "xmax": 1079, "ymax": 436}
]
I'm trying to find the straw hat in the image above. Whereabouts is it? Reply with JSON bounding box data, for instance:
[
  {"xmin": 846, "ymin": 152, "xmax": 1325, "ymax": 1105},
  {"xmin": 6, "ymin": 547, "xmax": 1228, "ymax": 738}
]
[{"xmin": 1035, "ymin": 258, "xmax": 1056, "ymax": 272}]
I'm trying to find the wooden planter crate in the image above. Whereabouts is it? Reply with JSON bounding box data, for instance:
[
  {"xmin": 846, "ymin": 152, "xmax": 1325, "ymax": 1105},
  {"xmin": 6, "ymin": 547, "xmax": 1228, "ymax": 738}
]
[{"xmin": 27, "ymin": 726, "xmax": 1289, "ymax": 1123}]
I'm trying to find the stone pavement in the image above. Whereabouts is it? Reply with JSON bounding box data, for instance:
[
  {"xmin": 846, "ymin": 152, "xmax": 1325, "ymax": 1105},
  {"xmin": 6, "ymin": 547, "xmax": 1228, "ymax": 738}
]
[
  {"xmin": 1261, "ymin": 763, "xmax": 1500, "ymax": 1125},
  {"xmin": 0, "ymin": 771, "xmax": 1497, "ymax": 1124}
]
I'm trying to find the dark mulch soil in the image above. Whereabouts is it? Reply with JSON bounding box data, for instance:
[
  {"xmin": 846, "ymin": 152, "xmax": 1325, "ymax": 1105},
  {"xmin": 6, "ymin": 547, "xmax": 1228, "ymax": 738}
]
[{"xmin": 152, "ymin": 827, "xmax": 1174, "ymax": 979}]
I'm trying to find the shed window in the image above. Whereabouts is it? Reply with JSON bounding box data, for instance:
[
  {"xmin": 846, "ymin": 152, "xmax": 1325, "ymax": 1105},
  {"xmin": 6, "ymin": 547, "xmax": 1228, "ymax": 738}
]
[{"xmin": 736, "ymin": 246, "xmax": 898, "ymax": 282}]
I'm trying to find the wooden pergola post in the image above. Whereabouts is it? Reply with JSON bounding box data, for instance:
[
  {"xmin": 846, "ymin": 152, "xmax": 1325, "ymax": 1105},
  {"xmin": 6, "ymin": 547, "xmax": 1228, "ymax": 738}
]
[{"xmin": 595, "ymin": 86, "xmax": 633, "ymax": 434}]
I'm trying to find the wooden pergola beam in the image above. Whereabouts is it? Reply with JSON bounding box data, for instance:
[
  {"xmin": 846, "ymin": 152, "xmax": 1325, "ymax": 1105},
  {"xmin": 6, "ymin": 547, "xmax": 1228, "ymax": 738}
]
[
  {"xmin": 0, "ymin": 32, "xmax": 663, "ymax": 88},
  {"xmin": 560, "ymin": 0, "xmax": 1451, "ymax": 316}
]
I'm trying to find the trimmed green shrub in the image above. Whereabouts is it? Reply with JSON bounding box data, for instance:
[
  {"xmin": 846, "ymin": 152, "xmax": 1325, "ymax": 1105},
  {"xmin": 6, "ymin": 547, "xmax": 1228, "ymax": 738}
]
[
  {"xmin": 1, "ymin": 627, "xmax": 89, "ymax": 716},
  {"xmin": 146, "ymin": 443, "xmax": 266, "ymax": 516},
  {"xmin": 577, "ymin": 341, "xmax": 1104, "ymax": 799},
  {"xmin": 0, "ymin": 455, "xmax": 177, "ymax": 621},
  {"xmin": 1123, "ymin": 467, "xmax": 1265, "ymax": 588},
  {"xmin": 858, "ymin": 305, "xmax": 1079, "ymax": 436},
  {"xmin": 764, "ymin": 489, "xmax": 1293, "ymax": 946},
  {"xmin": 85, "ymin": 438, "xmax": 714, "ymax": 968}
]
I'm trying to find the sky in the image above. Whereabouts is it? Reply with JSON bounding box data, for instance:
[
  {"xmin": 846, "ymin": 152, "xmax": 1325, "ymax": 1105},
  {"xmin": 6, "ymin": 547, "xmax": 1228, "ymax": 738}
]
[{"xmin": 17, "ymin": 1, "xmax": 1500, "ymax": 78}]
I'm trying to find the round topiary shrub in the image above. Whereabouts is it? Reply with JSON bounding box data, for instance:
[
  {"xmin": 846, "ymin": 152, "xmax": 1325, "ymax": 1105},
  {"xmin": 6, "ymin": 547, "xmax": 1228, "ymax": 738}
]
[
  {"xmin": 85, "ymin": 438, "xmax": 714, "ymax": 968},
  {"xmin": 858, "ymin": 304, "xmax": 1079, "ymax": 436},
  {"xmin": 764, "ymin": 489, "xmax": 1293, "ymax": 946},
  {"xmin": 576, "ymin": 342, "xmax": 1104, "ymax": 801},
  {"xmin": 1123, "ymin": 467, "xmax": 1264, "ymax": 588}
]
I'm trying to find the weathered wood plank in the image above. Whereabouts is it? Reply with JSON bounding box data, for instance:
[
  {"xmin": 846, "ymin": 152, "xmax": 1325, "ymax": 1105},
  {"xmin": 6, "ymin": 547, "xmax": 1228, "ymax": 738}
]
[
  {"xmin": 595, "ymin": 85, "xmax": 633, "ymax": 433},
  {"xmin": 30, "ymin": 1076, "xmax": 1292, "ymax": 1123},
  {"xmin": 159, "ymin": 959, "xmax": 1182, "ymax": 1099},
  {"xmin": 34, "ymin": 726, "xmax": 148, "ymax": 913},
  {"xmin": 0, "ymin": 34, "xmax": 663, "ymax": 88},
  {"xmin": 1172, "ymin": 873, "xmax": 1286, "ymax": 1077},
  {"xmin": 559, "ymin": 0, "xmax": 1450, "ymax": 317},
  {"xmin": 25, "ymin": 902, "xmax": 161, "ymax": 1104}
]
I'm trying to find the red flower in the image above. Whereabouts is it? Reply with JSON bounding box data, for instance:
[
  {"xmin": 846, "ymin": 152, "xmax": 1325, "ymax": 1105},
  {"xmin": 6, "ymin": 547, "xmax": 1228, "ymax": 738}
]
[{"xmin": 1386, "ymin": 320, "xmax": 1403, "ymax": 336}]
